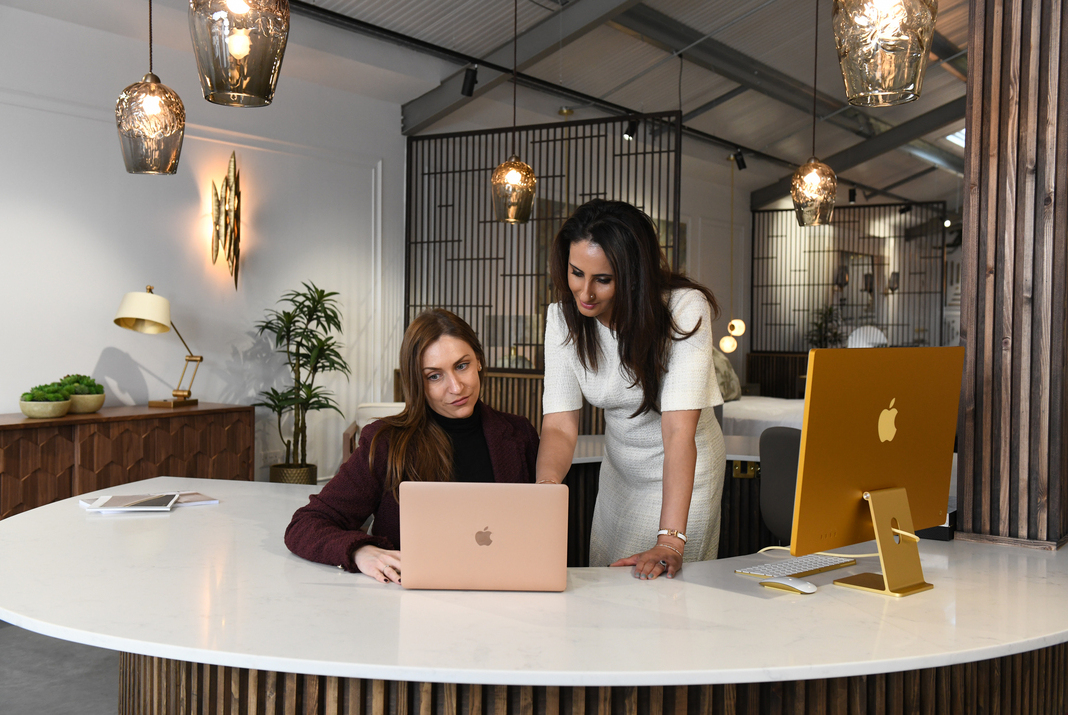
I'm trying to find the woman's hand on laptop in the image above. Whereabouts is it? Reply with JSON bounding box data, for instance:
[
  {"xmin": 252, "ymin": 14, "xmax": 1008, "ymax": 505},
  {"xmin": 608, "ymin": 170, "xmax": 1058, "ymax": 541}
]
[{"xmin": 354, "ymin": 545, "xmax": 402, "ymax": 584}]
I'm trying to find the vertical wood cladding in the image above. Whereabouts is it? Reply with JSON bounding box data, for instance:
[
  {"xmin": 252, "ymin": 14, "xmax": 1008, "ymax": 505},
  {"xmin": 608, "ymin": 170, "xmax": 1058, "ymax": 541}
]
[
  {"xmin": 959, "ymin": 0, "xmax": 1068, "ymax": 546},
  {"xmin": 119, "ymin": 642, "xmax": 1068, "ymax": 714},
  {"xmin": 0, "ymin": 404, "xmax": 253, "ymax": 520}
]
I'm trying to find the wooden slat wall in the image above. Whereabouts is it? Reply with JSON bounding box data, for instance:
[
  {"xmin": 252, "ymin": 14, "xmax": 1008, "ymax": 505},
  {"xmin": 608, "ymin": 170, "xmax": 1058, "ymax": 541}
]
[
  {"xmin": 958, "ymin": 0, "xmax": 1068, "ymax": 547},
  {"xmin": 120, "ymin": 642, "xmax": 1068, "ymax": 715},
  {"xmin": 744, "ymin": 353, "xmax": 809, "ymax": 399}
]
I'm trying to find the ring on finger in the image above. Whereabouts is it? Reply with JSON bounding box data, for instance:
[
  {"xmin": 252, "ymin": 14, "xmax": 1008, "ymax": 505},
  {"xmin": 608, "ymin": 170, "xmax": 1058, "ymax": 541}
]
[{"xmin": 658, "ymin": 559, "xmax": 668, "ymax": 567}]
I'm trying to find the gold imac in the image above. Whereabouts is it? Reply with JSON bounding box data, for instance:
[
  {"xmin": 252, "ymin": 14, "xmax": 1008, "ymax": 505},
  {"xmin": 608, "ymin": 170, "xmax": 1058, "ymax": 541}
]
[{"xmin": 790, "ymin": 346, "xmax": 964, "ymax": 598}]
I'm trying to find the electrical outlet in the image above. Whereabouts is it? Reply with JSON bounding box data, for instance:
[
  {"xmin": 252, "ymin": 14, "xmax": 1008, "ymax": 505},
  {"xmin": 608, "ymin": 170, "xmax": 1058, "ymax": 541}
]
[{"xmin": 263, "ymin": 450, "xmax": 282, "ymax": 467}]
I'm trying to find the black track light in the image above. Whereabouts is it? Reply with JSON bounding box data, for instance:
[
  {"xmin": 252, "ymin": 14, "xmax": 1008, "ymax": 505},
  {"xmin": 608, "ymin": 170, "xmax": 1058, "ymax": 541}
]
[
  {"xmin": 623, "ymin": 120, "xmax": 639, "ymax": 141},
  {"xmin": 461, "ymin": 66, "xmax": 478, "ymax": 97},
  {"xmin": 899, "ymin": 204, "xmax": 913, "ymax": 215},
  {"xmin": 732, "ymin": 150, "xmax": 746, "ymax": 171},
  {"xmin": 848, "ymin": 187, "xmax": 857, "ymax": 204}
]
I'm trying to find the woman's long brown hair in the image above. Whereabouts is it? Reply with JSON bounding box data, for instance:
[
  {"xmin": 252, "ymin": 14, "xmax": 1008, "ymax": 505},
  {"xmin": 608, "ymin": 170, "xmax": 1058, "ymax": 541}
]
[
  {"xmin": 549, "ymin": 199, "xmax": 719, "ymax": 417},
  {"xmin": 369, "ymin": 309, "xmax": 485, "ymax": 496}
]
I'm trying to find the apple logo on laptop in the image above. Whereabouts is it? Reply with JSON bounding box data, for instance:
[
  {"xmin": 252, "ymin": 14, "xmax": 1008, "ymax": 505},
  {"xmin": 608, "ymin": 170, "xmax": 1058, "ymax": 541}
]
[
  {"xmin": 878, "ymin": 399, "xmax": 898, "ymax": 442},
  {"xmin": 475, "ymin": 527, "xmax": 493, "ymax": 546}
]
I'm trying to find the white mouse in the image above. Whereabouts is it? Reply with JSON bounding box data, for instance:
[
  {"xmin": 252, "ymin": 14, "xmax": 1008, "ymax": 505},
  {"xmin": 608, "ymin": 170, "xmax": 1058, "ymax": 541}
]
[{"xmin": 758, "ymin": 576, "xmax": 817, "ymax": 594}]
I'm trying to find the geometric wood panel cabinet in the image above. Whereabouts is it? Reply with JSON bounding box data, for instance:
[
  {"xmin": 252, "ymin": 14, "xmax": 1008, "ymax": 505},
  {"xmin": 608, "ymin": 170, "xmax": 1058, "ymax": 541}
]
[{"xmin": 0, "ymin": 403, "xmax": 253, "ymax": 521}]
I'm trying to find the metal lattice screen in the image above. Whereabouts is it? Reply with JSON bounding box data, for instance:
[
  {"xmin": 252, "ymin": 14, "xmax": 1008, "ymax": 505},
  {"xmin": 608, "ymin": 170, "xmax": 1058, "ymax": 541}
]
[
  {"xmin": 405, "ymin": 112, "xmax": 683, "ymax": 372},
  {"xmin": 751, "ymin": 202, "xmax": 951, "ymax": 352}
]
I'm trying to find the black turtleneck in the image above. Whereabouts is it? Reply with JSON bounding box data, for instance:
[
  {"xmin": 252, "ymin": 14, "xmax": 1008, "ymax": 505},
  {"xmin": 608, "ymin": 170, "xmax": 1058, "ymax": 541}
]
[{"xmin": 429, "ymin": 402, "xmax": 495, "ymax": 483}]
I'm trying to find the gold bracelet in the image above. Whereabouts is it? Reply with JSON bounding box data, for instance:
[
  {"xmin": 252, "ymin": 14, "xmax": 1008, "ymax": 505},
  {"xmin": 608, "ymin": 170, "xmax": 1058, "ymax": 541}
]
[{"xmin": 655, "ymin": 543, "xmax": 682, "ymax": 557}]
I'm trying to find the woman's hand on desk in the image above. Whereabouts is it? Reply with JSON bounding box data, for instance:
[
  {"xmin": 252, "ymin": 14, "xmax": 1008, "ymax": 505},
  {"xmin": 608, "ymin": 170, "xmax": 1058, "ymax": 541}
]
[
  {"xmin": 354, "ymin": 545, "xmax": 402, "ymax": 584},
  {"xmin": 610, "ymin": 545, "xmax": 681, "ymax": 580}
]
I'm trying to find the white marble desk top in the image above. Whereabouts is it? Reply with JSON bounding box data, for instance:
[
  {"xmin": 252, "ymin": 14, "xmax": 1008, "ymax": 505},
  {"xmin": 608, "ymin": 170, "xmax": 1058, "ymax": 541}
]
[
  {"xmin": 572, "ymin": 434, "xmax": 759, "ymax": 464},
  {"xmin": 1, "ymin": 477, "xmax": 1066, "ymax": 687}
]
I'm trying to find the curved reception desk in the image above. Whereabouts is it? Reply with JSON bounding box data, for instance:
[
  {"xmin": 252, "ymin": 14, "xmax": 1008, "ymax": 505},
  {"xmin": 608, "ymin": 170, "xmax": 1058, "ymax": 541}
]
[{"xmin": 1, "ymin": 477, "xmax": 1066, "ymax": 715}]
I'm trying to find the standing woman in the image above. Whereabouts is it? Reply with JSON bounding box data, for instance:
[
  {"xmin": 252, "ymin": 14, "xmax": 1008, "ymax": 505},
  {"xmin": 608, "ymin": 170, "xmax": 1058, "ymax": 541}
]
[
  {"xmin": 536, "ymin": 199, "xmax": 725, "ymax": 579},
  {"xmin": 285, "ymin": 309, "xmax": 539, "ymax": 584}
]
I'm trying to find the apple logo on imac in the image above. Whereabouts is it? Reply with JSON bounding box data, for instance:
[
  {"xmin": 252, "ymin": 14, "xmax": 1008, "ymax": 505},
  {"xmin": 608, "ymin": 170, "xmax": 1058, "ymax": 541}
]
[
  {"xmin": 475, "ymin": 527, "xmax": 493, "ymax": 546},
  {"xmin": 878, "ymin": 399, "xmax": 898, "ymax": 442}
]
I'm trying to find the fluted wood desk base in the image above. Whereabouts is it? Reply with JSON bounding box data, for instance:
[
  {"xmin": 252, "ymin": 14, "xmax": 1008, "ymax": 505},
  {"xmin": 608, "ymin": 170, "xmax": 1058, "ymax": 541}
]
[{"xmin": 121, "ymin": 642, "xmax": 1068, "ymax": 715}]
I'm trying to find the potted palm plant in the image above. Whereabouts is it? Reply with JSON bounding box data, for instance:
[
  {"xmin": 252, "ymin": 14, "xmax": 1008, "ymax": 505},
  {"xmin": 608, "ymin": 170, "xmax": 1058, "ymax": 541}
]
[{"xmin": 255, "ymin": 282, "xmax": 351, "ymax": 484}]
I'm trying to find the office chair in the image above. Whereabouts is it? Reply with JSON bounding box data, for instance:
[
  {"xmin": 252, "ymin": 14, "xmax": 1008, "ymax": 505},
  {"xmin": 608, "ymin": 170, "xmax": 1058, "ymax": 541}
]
[{"xmin": 758, "ymin": 426, "xmax": 802, "ymax": 544}]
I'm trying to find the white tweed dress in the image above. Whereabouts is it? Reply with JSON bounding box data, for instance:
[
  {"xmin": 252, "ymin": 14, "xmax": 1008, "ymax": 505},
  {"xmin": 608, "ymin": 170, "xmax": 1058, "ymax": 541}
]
[{"xmin": 543, "ymin": 289, "xmax": 726, "ymax": 566}]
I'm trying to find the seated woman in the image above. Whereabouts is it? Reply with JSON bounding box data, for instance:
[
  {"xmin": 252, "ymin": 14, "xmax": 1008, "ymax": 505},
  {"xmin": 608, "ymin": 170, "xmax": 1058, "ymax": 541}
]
[{"xmin": 284, "ymin": 309, "xmax": 539, "ymax": 584}]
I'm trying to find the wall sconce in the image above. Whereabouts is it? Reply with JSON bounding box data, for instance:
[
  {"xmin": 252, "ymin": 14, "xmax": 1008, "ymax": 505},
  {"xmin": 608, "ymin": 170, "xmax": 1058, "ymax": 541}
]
[
  {"xmin": 189, "ymin": 0, "xmax": 290, "ymax": 107},
  {"xmin": 114, "ymin": 286, "xmax": 202, "ymax": 408},
  {"xmin": 863, "ymin": 273, "xmax": 875, "ymax": 294},
  {"xmin": 211, "ymin": 152, "xmax": 241, "ymax": 289},
  {"xmin": 832, "ymin": 0, "xmax": 938, "ymax": 107},
  {"xmin": 887, "ymin": 271, "xmax": 900, "ymax": 293}
]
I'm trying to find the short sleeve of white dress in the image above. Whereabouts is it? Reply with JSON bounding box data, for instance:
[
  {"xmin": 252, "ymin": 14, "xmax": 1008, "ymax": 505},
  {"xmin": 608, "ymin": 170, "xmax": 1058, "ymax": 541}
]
[
  {"xmin": 660, "ymin": 289, "xmax": 724, "ymax": 412},
  {"xmin": 542, "ymin": 303, "xmax": 585, "ymax": 415}
]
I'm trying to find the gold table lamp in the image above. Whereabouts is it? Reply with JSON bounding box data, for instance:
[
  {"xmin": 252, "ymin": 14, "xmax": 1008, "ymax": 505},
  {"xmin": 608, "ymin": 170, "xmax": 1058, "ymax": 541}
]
[{"xmin": 114, "ymin": 286, "xmax": 202, "ymax": 408}]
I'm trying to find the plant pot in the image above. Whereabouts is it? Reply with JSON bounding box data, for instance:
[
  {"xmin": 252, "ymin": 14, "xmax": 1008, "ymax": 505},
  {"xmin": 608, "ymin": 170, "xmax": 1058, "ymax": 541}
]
[
  {"xmin": 269, "ymin": 464, "xmax": 318, "ymax": 485},
  {"xmin": 20, "ymin": 400, "xmax": 71, "ymax": 419},
  {"xmin": 69, "ymin": 393, "xmax": 106, "ymax": 414}
]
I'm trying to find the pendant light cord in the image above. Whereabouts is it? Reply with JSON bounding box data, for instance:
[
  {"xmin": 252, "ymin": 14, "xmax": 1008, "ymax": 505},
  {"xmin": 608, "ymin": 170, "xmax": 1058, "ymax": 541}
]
[
  {"xmin": 512, "ymin": 0, "xmax": 517, "ymax": 156},
  {"xmin": 811, "ymin": 0, "xmax": 818, "ymax": 157},
  {"xmin": 148, "ymin": 0, "xmax": 154, "ymax": 73},
  {"xmin": 729, "ymin": 158, "xmax": 735, "ymax": 318}
]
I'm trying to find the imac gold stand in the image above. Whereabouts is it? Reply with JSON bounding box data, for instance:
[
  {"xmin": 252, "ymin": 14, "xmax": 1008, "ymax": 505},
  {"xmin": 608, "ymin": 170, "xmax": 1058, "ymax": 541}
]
[{"xmin": 834, "ymin": 487, "xmax": 932, "ymax": 598}]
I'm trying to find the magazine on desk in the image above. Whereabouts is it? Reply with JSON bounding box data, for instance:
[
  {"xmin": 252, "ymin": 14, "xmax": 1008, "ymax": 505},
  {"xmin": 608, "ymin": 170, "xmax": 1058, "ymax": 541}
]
[{"xmin": 79, "ymin": 491, "xmax": 218, "ymax": 513}]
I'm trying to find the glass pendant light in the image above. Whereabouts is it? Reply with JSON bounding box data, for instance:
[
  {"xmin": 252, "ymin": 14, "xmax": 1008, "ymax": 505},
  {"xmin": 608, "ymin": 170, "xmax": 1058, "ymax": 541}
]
[
  {"xmin": 792, "ymin": 0, "xmax": 838, "ymax": 227},
  {"xmin": 189, "ymin": 0, "xmax": 289, "ymax": 107},
  {"xmin": 115, "ymin": 0, "xmax": 185, "ymax": 175},
  {"xmin": 491, "ymin": 0, "xmax": 536, "ymax": 224},
  {"xmin": 833, "ymin": 0, "xmax": 937, "ymax": 107}
]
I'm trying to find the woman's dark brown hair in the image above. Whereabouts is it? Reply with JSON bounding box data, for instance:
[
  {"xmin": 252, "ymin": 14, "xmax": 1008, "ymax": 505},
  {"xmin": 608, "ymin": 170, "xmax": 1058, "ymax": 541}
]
[
  {"xmin": 370, "ymin": 309, "xmax": 485, "ymax": 496},
  {"xmin": 549, "ymin": 199, "xmax": 719, "ymax": 417}
]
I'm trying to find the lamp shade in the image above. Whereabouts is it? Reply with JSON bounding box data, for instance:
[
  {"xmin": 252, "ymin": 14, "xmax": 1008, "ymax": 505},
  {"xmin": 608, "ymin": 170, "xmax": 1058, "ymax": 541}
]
[
  {"xmin": 189, "ymin": 0, "xmax": 289, "ymax": 107},
  {"xmin": 114, "ymin": 288, "xmax": 171, "ymax": 334},
  {"xmin": 790, "ymin": 157, "xmax": 838, "ymax": 226},
  {"xmin": 832, "ymin": 0, "xmax": 937, "ymax": 107},
  {"xmin": 115, "ymin": 73, "xmax": 185, "ymax": 175},
  {"xmin": 491, "ymin": 155, "xmax": 537, "ymax": 224}
]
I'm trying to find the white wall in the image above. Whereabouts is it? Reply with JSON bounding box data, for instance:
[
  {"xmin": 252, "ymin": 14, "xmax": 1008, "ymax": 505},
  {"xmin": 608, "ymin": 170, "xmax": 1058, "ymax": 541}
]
[
  {"xmin": 0, "ymin": 5, "xmax": 414, "ymax": 480},
  {"xmin": 680, "ymin": 163, "xmax": 750, "ymax": 380}
]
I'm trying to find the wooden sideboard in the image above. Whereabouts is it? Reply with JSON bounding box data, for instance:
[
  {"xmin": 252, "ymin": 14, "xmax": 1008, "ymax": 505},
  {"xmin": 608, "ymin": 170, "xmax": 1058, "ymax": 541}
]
[{"xmin": 0, "ymin": 403, "xmax": 254, "ymax": 520}]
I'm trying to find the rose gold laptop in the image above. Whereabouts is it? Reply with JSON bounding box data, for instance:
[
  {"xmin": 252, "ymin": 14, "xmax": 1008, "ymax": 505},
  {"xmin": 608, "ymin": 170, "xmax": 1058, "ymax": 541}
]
[{"xmin": 398, "ymin": 482, "xmax": 569, "ymax": 592}]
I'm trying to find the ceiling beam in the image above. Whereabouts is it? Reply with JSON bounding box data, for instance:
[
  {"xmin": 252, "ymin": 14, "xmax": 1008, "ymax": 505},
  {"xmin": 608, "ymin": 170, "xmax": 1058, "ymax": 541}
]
[
  {"xmin": 611, "ymin": 5, "xmax": 963, "ymax": 179},
  {"xmin": 681, "ymin": 85, "xmax": 748, "ymax": 123},
  {"xmin": 749, "ymin": 96, "xmax": 966, "ymax": 209},
  {"xmin": 930, "ymin": 31, "xmax": 968, "ymax": 82},
  {"xmin": 401, "ymin": 0, "xmax": 642, "ymax": 135}
]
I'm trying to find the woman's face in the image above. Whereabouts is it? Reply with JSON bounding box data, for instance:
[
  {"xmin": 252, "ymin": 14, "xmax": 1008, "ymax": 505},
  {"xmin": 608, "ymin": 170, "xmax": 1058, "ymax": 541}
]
[
  {"xmin": 567, "ymin": 239, "xmax": 616, "ymax": 326},
  {"xmin": 420, "ymin": 335, "xmax": 481, "ymax": 419}
]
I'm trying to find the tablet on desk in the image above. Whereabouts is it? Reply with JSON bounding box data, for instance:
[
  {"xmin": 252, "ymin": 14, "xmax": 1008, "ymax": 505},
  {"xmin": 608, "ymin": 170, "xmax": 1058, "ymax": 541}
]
[{"xmin": 83, "ymin": 493, "xmax": 181, "ymax": 512}]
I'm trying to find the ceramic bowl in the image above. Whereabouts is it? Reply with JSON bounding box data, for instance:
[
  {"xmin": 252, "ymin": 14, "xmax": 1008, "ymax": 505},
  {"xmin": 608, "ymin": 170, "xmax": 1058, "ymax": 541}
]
[
  {"xmin": 19, "ymin": 400, "xmax": 71, "ymax": 419},
  {"xmin": 69, "ymin": 393, "xmax": 106, "ymax": 414}
]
